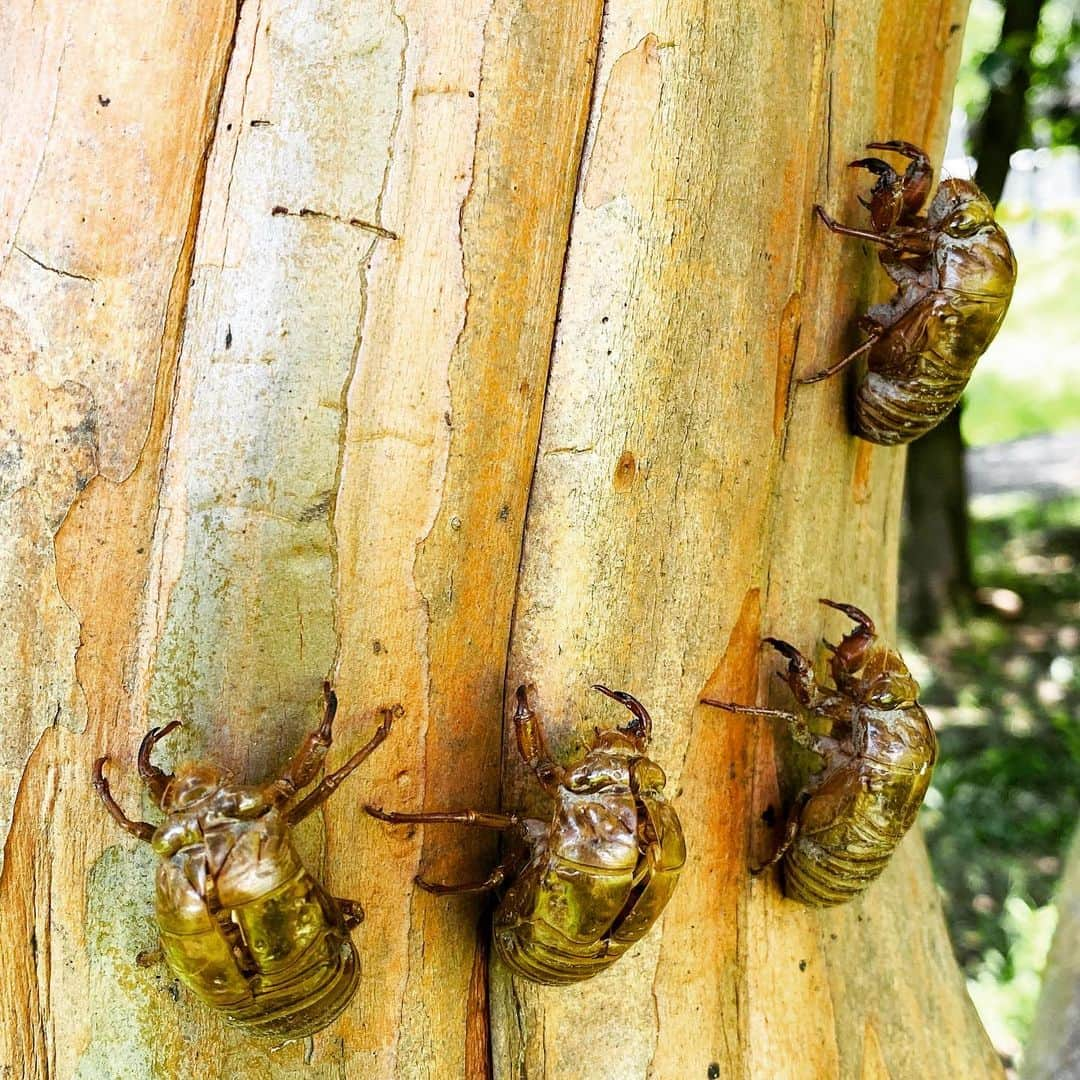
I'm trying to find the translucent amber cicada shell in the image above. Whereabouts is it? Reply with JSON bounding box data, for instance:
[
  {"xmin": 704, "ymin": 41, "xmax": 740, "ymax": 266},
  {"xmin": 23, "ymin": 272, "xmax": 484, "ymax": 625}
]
[
  {"xmin": 804, "ymin": 140, "xmax": 1016, "ymax": 445},
  {"xmin": 704, "ymin": 600, "xmax": 937, "ymax": 906},
  {"xmin": 368, "ymin": 684, "xmax": 685, "ymax": 984},
  {"xmin": 94, "ymin": 684, "xmax": 393, "ymax": 1040}
]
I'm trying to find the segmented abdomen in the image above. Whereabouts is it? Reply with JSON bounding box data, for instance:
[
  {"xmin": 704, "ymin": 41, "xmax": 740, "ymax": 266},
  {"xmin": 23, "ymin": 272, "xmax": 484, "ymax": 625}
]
[
  {"xmin": 855, "ymin": 291, "xmax": 1009, "ymax": 445},
  {"xmin": 854, "ymin": 358, "xmax": 968, "ymax": 445},
  {"xmin": 494, "ymin": 797, "xmax": 685, "ymax": 985},
  {"xmin": 783, "ymin": 815, "xmax": 897, "ymax": 906}
]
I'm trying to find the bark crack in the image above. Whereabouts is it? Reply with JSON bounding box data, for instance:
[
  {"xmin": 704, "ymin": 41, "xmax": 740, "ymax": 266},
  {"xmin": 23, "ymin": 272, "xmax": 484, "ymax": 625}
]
[
  {"xmin": 823, "ymin": 0, "xmax": 836, "ymax": 182},
  {"xmin": 3, "ymin": 36, "xmax": 68, "ymax": 273},
  {"xmin": 498, "ymin": 0, "xmax": 609, "ymax": 780},
  {"xmin": 269, "ymin": 204, "xmax": 399, "ymax": 240},
  {"xmin": 134, "ymin": 0, "xmax": 249, "ymax": 689},
  {"xmin": 327, "ymin": 0, "xmax": 410, "ymax": 1071},
  {"xmin": 219, "ymin": 0, "xmax": 261, "ymax": 271},
  {"xmin": 12, "ymin": 245, "xmax": 96, "ymax": 285},
  {"xmin": 776, "ymin": 0, "xmax": 837, "ymax": 460},
  {"xmin": 329, "ymin": 0, "xmax": 408, "ymax": 679}
]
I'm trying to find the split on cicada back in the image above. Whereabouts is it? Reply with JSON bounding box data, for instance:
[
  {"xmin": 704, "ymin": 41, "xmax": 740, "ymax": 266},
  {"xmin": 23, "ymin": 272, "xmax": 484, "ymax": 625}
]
[{"xmin": 93, "ymin": 683, "xmax": 396, "ymax": 1041}]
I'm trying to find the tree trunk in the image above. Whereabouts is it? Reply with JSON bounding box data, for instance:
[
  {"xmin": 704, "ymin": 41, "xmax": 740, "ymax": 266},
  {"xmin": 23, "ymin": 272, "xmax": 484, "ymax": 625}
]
[
  {"xmin": 900, "ymin": 408, "xmax": 973, "ymax": 635},
  {"xmin": 0, "ymin": 2, "xmax": 1002, "ymax": 1078},
  {"xmin": 972, "ymin": 0, "xmax": 1050, "ymax": 206},
  {"xmin": 1025, "ymin": 828, "xmax": 1080, "ymax": 1080}
]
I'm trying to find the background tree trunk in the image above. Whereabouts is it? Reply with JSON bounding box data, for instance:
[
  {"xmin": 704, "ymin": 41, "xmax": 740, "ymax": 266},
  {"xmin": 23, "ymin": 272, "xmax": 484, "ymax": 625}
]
[
  {"xmin": 0, "ymin": 2, "xmax": 1003, "ymax": 1078},
  {"xmin": 972, "ymin": 0, "xmax": 1050, "ymax": 206},
  {"xmin": 1025, "ymin": 827, "xmax": 1080, "ymax": 1080},
  {"xmin": 900, "ymin": 408, "xmax": 974, "ymax": 635}
]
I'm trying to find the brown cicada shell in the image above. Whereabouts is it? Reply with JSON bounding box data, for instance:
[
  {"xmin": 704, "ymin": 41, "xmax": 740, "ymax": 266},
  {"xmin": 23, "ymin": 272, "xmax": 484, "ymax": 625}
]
[
  {"xmin": 704, "ymin": 600, "xmax": 937, "ymax": 906},
  {"xmin": 804, "ymin": 140, "xmax": 1016, "ymax": 444},
  {"xmin": 368, "ymin": 684, "xmax": 686, "ymax": 984},
  {"xmin": 93, "ymin": 684, "xmax": 393, "ymax": 1040}
]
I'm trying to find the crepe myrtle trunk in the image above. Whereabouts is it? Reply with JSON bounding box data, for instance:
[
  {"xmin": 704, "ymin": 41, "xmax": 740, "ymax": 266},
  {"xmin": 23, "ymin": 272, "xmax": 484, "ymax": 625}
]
[{"xmin": 0, "ymin": 1, "xmax": 1003, "ymax": 1078}]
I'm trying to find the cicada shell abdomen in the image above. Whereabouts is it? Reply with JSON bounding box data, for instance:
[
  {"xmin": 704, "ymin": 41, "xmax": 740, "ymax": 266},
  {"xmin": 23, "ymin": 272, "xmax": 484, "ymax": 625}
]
[
  {"xmin": 853, "ymin": 269, "xmax": 1013, "ymax": 446},
  {"xmin": 494, "ymin": 779, "xmax": 686, "ymax": 985},
  {"xmin": 782, "ymin": 739, "xmax": 934, "ymax": 906},
  {"xmin": 154, "ymin": 810, "xmax": 359, "ymax": 1039}
]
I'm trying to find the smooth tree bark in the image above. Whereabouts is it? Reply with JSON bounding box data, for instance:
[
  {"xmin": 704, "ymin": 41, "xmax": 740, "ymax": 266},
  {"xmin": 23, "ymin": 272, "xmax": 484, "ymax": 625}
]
[
  {"xmin": 1, "ymin": 2, "xmax": 1003, "ymax": 1078},
  {"xmin": 1025, "ymin": 827, "xmax": 1080, "ymax": 1080}
]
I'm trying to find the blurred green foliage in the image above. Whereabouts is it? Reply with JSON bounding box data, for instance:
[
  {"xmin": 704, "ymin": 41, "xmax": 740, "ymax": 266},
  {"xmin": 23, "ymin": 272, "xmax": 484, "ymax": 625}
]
[
  {"xmin": 967, "ymin": 895, "xmax": 1058, "ymax": 1063},
  {"xmin": 918, "ymin": 2, "xmax": 1080, "ymax": 1064},
  {"xmin": 957, "ymin": 0, "xmax": 1079, "ymax": 147},
  {"xmin": 916, "ymin": 496, "xmax": 1080, "ymax": 1054}
]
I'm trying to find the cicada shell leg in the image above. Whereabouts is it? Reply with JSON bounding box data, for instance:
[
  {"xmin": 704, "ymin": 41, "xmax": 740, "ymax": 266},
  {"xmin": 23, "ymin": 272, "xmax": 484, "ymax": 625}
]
[
  {"xmin": 512, "ymin": 685, "xmax": 565, "ymax": 795},
  {"xmin": 137, "ymin": 721, "xmax": 181, "ymax": 803},
  {"xmin": 818, "ymin": 599, "xmax": 876, "ymax": 682},
  {"xmin": 700, "ymin": 699, "xmax": 837, "ymax": 758},
  {"xmin": 93, "ymin": 758, "xmax": 155, "ymax": 842},
  {"xmin": 752, "ymin": 770, "xmax": 830, "ymax": 878},
  {"xmin": 796, "ymin": 331, "xmax": 880, "ymax": 385},
  {"xmin": 269, "ymin": 682, "xmax": 339, "ymax": 806},
  {"xmin": 416, "ymin": 863, "xmax": 510, "ymax": 896},
  {"xmin": 812, "ymin": 204, "xmax": 902, "ymax": 249},
  {"xmin": 751, "ymin": 802, "xmax": 804, "ymax": 877},
  {"xmin": 285, "ymin": 706, "xmax": 396, "ymax": 825},
  {"xmin": 334, "ymin": 897, "xmax": 365, "ymax": 929},
  {"xmin": 367, "ymin": 805, "xmax": 526, "ymax": 895},
  {"xmin": 847, "ymin": 155, "xmax": 906, "ymax": 232},
  {"xmin": 762, "ymin": 636, "xmax": 834, "ymax": 713},
  {"xmin": 592, "ymin": 684, "xmax": 653, "ymax": 744},
  {"xmin": 700, "ymin": 699, "xmax": 798, "ymax": 722},
  {"xmin": 366, "ymin": 806, "xmax": 523, "ymax": 831},
  {"xmin": 864, "ymin": 140, "xmax": 932, "ymax": 220}
]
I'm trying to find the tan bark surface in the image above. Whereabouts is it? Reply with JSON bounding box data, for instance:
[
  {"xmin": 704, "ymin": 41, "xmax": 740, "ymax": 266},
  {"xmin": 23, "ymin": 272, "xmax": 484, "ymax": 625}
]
[{"xmin": 0, "ymin": 1, "xmax": 1003, "ymax": 1078}]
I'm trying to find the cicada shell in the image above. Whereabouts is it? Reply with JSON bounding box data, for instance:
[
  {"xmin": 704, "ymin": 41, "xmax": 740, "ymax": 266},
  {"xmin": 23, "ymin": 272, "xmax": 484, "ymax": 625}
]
[
  {"xmin": 368, "ymin": 684, "xmax": 686, "ymax": 984},
  {"xmin": 93, "ymin": 684, "xmax": 393, "ymax": 1040},
  {"xmin": 704, "ymin": 600, "xmax": 937, "ymax": 906},
  {"xmin": 804, "ymin": 140, "xmax": 1016, "ymax": 445}
]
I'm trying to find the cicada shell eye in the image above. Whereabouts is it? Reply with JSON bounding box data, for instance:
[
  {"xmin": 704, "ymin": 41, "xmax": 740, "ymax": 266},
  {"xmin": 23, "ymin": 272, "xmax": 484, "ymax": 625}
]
[
  {"xmin": 944, "ymin": 208, "xmax": 985, "ymax": 238},
  {"xmin": 929, "ymin": 179, "xmax": 993, "ymax": 229},
  {"xmin": 630, "ymin": 757, "xmax": 667, "ymax": 795},
  {"xmin": 866, "ymin": 667, "xmax": 920, "ymax": 710}
]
